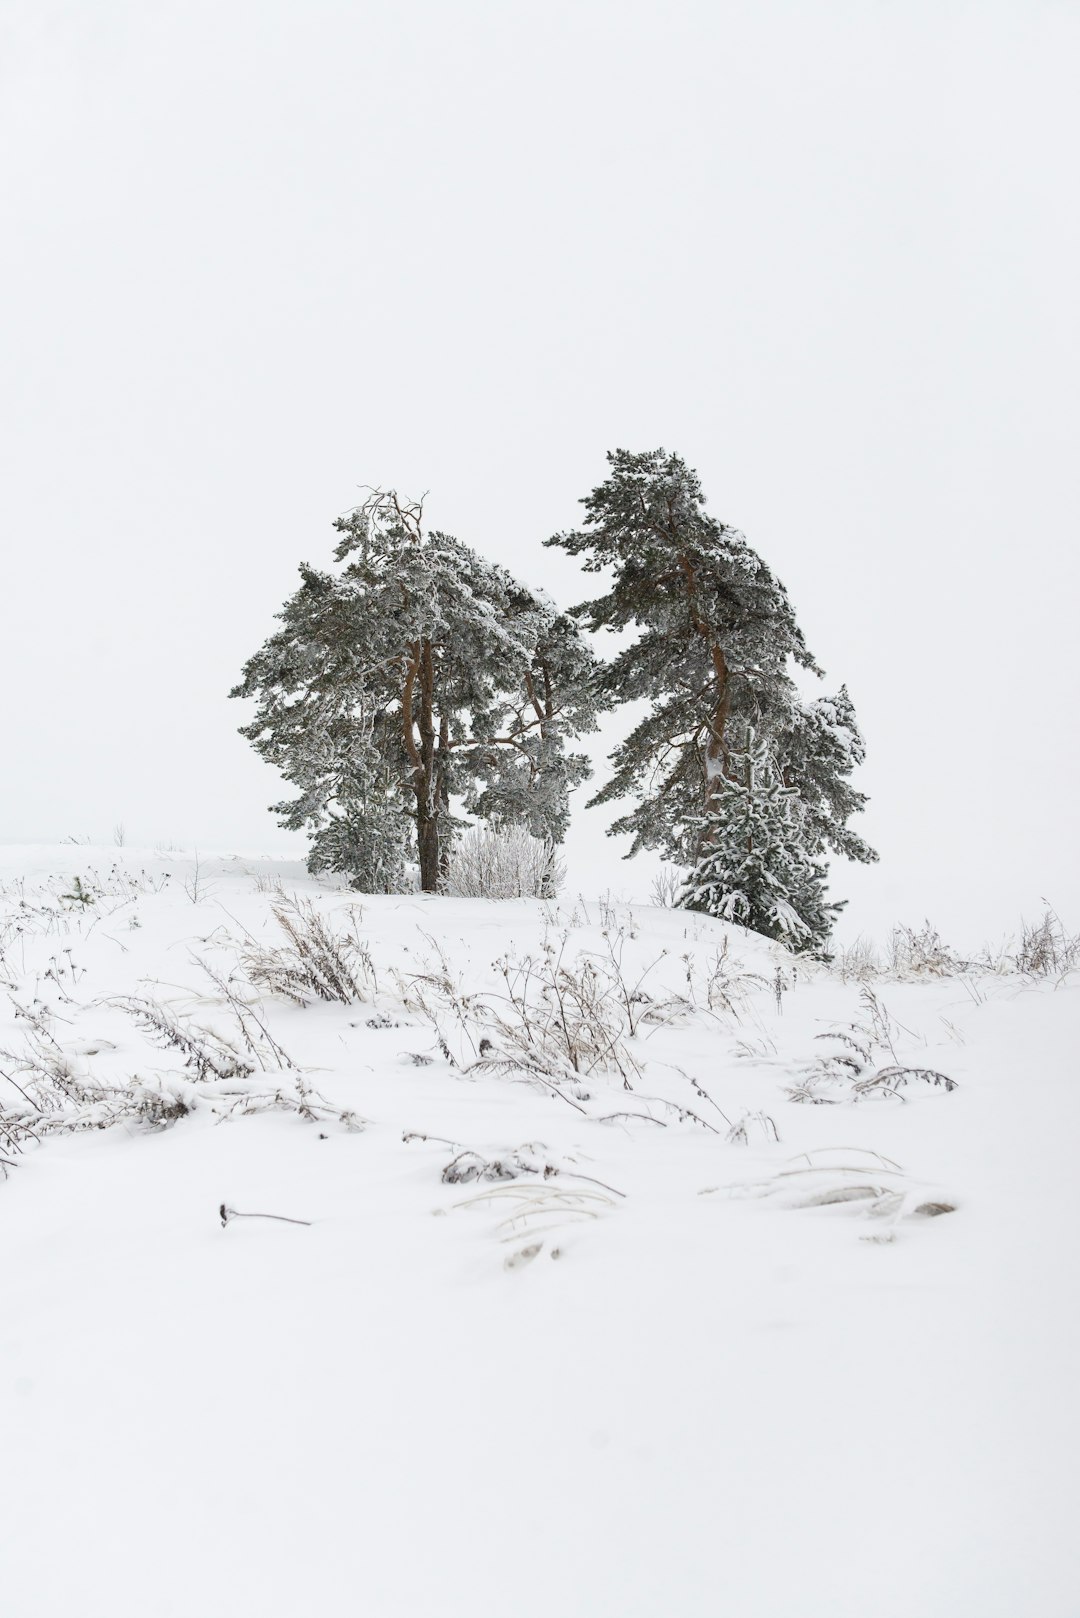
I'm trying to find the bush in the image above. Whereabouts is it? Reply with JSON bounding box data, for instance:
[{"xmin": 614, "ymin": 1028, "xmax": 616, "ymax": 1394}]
[
  {"xmin": 649, "ymin": 864, "xmax": 684, "ymax": 908},
  {"xmin": 441, "ymin": 825, "xmax": 565, "ymax": 900}
]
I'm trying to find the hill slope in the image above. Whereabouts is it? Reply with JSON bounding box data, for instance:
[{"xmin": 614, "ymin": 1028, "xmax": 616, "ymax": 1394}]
[{"xmin": 1, "ymin": 849, "xmax": 1077, "ymax": 1617}]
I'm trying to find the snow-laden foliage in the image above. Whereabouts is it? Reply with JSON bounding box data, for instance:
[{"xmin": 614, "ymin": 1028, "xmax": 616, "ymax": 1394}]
[
  {"xmin": 547, "ymin": 448, "xmax": 876, "ymax": 946},
  {"xmin": 232, "ymin": 490, "xmax": 602, "ymax": 891},
  {"xmin": 678, "ymin": 727, "xmax": 838, "ymax": 946}
]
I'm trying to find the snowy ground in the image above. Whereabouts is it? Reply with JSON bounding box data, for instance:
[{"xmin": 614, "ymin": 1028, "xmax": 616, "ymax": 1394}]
[{"xmin": 1, "ymin": 847, "xmax": 1077, "ymax": 1618}]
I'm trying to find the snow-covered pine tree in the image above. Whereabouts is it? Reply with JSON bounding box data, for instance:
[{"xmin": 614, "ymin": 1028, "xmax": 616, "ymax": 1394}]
[
  {"xmin": 678, "ymin": 726, "xmax": 839, "ymax": 946},
  {"xmin": 546, "ymin": 448, "xmax": 876, "ymax": 945},
  {"xmin": 231, "ymin": 489, "xmax": 601, "ymax": 892}
]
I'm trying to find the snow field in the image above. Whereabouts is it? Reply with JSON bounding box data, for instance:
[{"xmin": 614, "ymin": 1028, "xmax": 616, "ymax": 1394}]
[{"xmin": 1, "ymin": 848, "xmax": 1077, "ymax": 1617}]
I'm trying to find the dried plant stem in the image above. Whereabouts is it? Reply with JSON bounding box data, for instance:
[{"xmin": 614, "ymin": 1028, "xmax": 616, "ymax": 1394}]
[{"xmin": 219, "ymin": 1203, "xmax": 313, "ymax": 1228}]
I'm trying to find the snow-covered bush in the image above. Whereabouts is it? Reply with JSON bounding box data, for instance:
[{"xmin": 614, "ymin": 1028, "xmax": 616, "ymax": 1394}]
[
  {"xmin": 441, "ymin": 824, "xmax": 565, "ymax": 900},
  {"xmin": 649, "ymin": 864, "xmax": 684, "ymax": 908}
]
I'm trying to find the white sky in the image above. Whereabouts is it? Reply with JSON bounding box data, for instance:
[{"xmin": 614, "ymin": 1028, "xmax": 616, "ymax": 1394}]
[{"xmin": 2, "ymin": 0, "xmax": 1077, "ymax": 946}]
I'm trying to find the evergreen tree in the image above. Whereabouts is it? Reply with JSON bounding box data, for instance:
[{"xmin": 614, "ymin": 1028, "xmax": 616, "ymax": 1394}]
[
  {"xmin": 678, "ymin": 727, "xmax": 838, "ymax": 946},
  {"xmin": 546, "ymin": 448, "xmax": 876, "ymax": 944},
  {"xmin": 232, "ymin": 489, "xmax": 601, "ymax": 891}
]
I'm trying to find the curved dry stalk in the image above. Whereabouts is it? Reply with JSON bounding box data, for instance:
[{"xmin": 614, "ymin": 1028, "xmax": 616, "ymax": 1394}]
[{"xmin": 220, "ymin": 1203, "xmax": 313, "ymax": 1228}]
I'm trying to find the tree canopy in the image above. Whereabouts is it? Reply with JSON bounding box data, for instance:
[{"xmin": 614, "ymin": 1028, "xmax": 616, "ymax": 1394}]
[
  {"xmin": 232, "ymin": 489, "xmax": 601, "ymax": 891},
  {"xmin": 547, "ymin": 448, "xmax": 875, "ymax": 946}
]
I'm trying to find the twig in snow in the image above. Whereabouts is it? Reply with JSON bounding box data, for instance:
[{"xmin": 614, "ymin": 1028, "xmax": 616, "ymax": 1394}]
[{"xmin": 219, "ymin": 1203, "xmax": 313, "ymax": 1228}]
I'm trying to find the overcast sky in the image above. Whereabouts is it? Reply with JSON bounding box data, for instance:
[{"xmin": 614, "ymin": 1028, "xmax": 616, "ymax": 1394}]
[{"xmin": 2, "ymin": 0, "xmax": 1077, "ymax": 944}]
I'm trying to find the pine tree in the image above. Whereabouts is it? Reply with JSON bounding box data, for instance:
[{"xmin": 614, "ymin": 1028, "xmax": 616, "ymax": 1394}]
[
  {"xmin": 546, "ymin": 448, "xmax": 876, "ymax": 943},
  {"xmin": 232, "ymin": 489, "xmax": 601, "ymax": 891},
  {"xmin": 678, "ymin": 727, "xmax": 838, "ymax": 946}
]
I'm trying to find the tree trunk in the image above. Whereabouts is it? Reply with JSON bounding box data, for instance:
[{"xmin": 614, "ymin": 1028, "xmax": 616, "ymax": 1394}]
[
  {"xmin": 416, "ymin": 795, "xmax": 441, "ymax": 893},
  {"xmin": 415, "ymin": 641, "xmax": 441, "ymax": 891},
  {"xmin": 436, "ymin": 713, "xmax": 451, "ymax": 884},
  {"xmin": 676, "ymin": 551, "xmax": 731, "ymax": 813},
  {"xmin": 402, "ymin": 636, "xmax": 444, "ymax": 893}
]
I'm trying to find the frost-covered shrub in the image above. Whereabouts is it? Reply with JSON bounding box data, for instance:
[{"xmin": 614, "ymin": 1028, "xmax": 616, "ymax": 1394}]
[
  {"xmin": 442, "ymin": 825, "xmax": 565, "ymax": 900},
  {"xmin": 649, "ymin": 864, "xmax": 684, "ymax": 908}
]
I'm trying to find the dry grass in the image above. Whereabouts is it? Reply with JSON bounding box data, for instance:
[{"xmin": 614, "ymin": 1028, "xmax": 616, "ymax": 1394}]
[
  {"xmin": 702, "ymin": 1147, "xmax": 956, "ymax": 1235},
  {"xmin": 1014, "ymin": 905, "xmax": 1079, "ymax": 977},
  {"xmin": 397, "ymin": 932, "xmax": 647, "ymax": 1096},
  {"xmin": 888, "ymin": 922, "xmax": 965, "ymax": 978},
  {"xmin": 788, "ymin": 989, "xmax": 956, "ymax": 1105},
  {"xmin": 241, "ymin": 895, "xmax": 376, "ymax": 1005}
]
